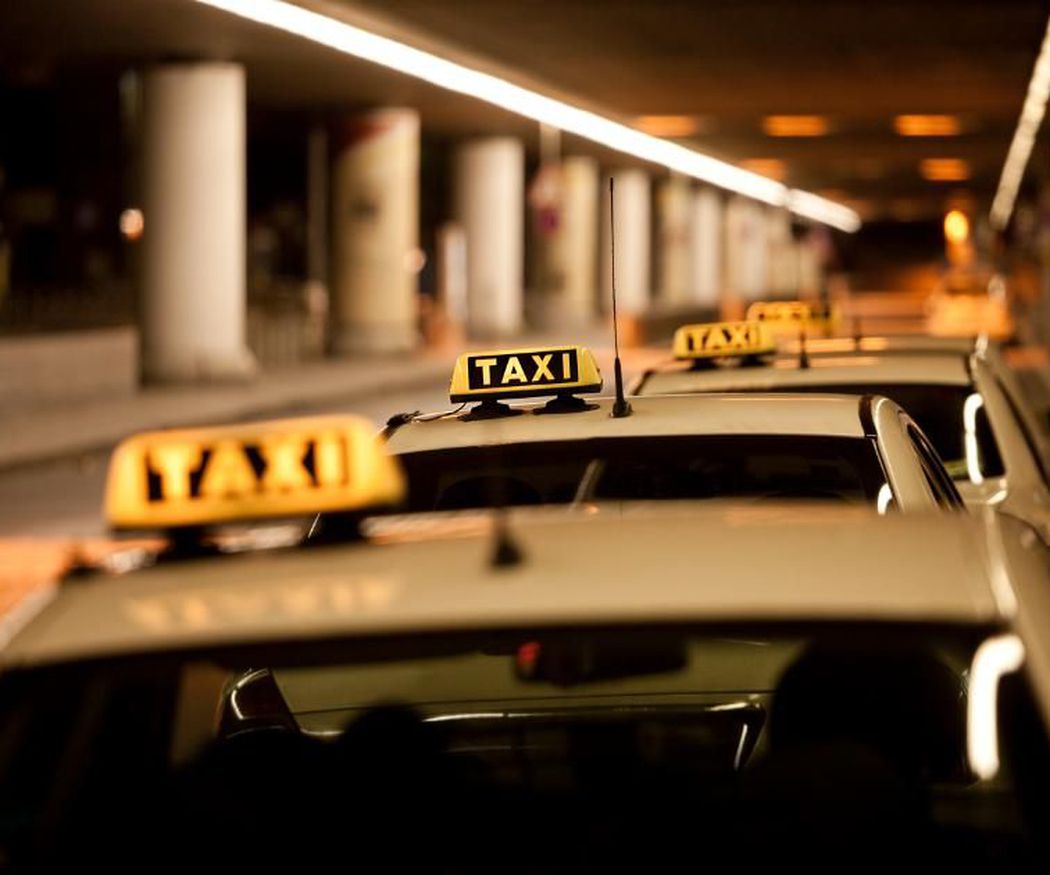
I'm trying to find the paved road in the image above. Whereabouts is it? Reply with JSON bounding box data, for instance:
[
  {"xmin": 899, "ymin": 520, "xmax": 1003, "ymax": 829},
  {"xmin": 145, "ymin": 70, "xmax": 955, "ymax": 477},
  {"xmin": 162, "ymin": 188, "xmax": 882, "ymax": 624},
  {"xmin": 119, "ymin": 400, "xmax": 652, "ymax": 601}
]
[
  {"xmin": 4, "ymin": 338, "xmax": 1046, "ymax": 540},
  {"xmin": 0, "ymin": 381, "xmax": 453, "ymax": 538},
  {"xmin": 0, "ymin": 342, "xmax": 665, "ymax": 539}
]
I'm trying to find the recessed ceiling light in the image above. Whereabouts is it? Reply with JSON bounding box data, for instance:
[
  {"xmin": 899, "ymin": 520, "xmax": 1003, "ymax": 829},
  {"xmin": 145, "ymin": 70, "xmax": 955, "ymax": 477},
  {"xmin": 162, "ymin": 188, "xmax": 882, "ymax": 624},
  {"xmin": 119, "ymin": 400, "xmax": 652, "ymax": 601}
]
[
  {"xmin": 894, "ymin": 115, "xmax": 962, "ymax": 137},
  {"xmin": 633, "ymin": 115, "xmax": 699, "ymax": 138},
  {"xmin": 920, "ymin": 158, "xmax": 970, "ymax": 182},
  {"xmin": 943, "ymin": 209, "xmax": 970, "ymax": 245},
  {"xmin": 763, "ymin": 115, "xmax": 829, "ymax": 137}
]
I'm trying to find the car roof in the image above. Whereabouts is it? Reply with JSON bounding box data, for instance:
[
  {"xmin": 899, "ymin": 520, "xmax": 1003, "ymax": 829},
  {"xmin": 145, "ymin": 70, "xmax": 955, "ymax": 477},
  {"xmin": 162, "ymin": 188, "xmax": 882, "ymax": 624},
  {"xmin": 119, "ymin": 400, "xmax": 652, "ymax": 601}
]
[
  {"xmin": 1, "ymin": 505, "xmax": 1003, "ymax": 668},
  {"xmin": 779, "ymin": 335, "xmax": 977, "ymax": 357},
  {"xmin": 638, "ymin": 353, "xmax": 972, "ymax": 396},
  {"xmin": 386, "ymin": 393, "xmax": 870, "ymax": 455}
]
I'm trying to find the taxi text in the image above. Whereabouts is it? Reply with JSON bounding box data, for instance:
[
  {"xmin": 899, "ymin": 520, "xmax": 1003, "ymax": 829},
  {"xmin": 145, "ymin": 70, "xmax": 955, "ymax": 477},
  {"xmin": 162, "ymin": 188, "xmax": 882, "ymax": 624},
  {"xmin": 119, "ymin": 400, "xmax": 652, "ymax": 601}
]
[
  {"xmin": 467, "ymin": 349, "xmax": 579, "ymax": 389},
  {"xmin": 146, "ymin": 433, "xmax": 350, "ymax": 503}
]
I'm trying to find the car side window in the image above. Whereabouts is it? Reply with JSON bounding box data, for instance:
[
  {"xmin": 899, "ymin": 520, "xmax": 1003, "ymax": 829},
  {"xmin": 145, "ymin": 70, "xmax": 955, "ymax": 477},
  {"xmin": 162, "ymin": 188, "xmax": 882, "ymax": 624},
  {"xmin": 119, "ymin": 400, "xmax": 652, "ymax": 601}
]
[{"xmin": 907, "ymin": 423, "xmax": 965, "ymax": 510}]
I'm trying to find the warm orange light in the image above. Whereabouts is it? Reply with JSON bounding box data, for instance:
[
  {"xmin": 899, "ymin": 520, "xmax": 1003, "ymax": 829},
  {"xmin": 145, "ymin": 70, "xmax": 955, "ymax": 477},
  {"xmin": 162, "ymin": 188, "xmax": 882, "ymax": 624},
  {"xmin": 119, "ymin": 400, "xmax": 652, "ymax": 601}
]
[
  {"xmin": 119, "ymin": 208, "xmax": 144, "ymax": 241},
  {"xmin": 633, "ymin": 115, "xmax": 698, "ymax": 138},
  {"xmin": 920, "ymin": 158, "xmax": 970, "ymax": 182},
  {"xmin": 738, "ymin": 159, "xmax": 787, "ymax": 181},
  {"xmin": 762, "ymin": 115, "xmax": 829, "ymax": 137},
  {"xmin": 894, "ymin": 115, "xmax": 962, "ymax": 137},
  {"xmin": 944, "ymin": 210, "xmax": 970, "ymax": 245}
]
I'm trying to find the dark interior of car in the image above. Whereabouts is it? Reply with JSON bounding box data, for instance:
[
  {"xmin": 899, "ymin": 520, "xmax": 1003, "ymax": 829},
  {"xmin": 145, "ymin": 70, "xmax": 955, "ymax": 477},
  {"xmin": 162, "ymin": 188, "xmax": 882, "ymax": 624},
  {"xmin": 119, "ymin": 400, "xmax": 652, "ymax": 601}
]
[{"xmin": 0, "ymin": 635, "xmax": 1046, "ymax": 873}]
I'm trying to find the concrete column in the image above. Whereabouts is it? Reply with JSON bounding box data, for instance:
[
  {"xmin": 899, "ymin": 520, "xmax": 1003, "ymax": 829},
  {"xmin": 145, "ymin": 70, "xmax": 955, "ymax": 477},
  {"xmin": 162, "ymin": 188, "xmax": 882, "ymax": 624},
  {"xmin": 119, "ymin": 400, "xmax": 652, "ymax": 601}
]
[
  {"xmin": 725, "ymin": 196, "xmax": 769, "ymax": 309},
  {"xmin": 305, "ymin": 125, "xmax": 329, "ymax": 290},
  {"xmin": 656, "ymin": 175, "xmax": 692, "ymax": 310},
  {"xmin": 765, "ymin": 208, "xmax": 796, "ymax": 295},
  {"xmin": 330, "ymin": 108, "xmax": 419, "ymax": 354},
  {"xmin": 140, "ymin": 63, "xmax": 255, "ymax": 382},
  {"xmin": 303, "ymin": 125, "xmax": 329, "ymax": 357},
  {"xmin": 423, "ymin": 221, "xmax": 468, "ymax": 348},
  {"xmin": 797, "ymin": 227, "xmax": 822, "ymax": 296},
  {"xmin": 600, "ymin": 169, "xmax": 651, "ymax": 316},
  {"xmin": 454, "ymin": 137, "xmax": 524, "ymax": 338},
  {"xmin": 534, "ymin": 156, "xmax": 600, "ymax": 328},
  {"xmin": 690, "ymin": 187, "xmax": 723, "ymax": 311}
]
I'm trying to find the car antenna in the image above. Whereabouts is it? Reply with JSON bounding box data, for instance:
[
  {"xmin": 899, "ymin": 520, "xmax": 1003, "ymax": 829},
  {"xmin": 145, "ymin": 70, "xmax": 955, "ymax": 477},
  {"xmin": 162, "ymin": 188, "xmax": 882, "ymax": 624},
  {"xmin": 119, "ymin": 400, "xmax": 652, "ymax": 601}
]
[
  {"xmin": 485, "ymin": 422, "xmax": 524, "ymax": 570},
  {"xmin": 608, "ymin": 177, "xmax": 632, "ymax": 418},
  {"xmin": 853, "ymin": 315, "xmax": 863, "ymax": 345},
  {"xmin": 490, "ymin": 505, "xmax": 524, "ymax": 568},
  {"xmin": 798, "ymin": 327, "xmax": 810, "ymax": 369}
]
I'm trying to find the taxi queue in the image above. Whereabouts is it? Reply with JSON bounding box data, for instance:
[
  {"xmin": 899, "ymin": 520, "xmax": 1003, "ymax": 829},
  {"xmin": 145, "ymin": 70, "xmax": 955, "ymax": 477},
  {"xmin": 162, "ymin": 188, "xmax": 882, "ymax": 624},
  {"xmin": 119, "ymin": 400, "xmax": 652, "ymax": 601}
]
[{"xmin": 2, "ymin": 300, "xmax": 1050, "ymax": 872}]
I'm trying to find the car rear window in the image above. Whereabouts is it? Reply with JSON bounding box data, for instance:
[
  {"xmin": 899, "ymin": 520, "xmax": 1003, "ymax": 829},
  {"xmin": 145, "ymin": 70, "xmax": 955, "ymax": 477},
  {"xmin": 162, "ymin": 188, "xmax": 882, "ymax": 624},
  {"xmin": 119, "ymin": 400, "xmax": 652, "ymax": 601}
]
[
  {"xmin": 0, "ymin": 625, "xmax": 1040, "ymax": 872},
  {"xmin": 397, "ymin": 435, "xmax": 886, "ymax": 511},
  {"xmin": 641, "ymin": 381, "xmax": 1003, "ymax": 479}
]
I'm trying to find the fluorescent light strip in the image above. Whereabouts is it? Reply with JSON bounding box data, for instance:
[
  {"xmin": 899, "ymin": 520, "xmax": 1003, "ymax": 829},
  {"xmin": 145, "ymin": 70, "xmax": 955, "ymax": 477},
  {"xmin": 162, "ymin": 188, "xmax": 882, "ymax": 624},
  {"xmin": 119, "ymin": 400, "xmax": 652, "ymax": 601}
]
[
  {"xmin": 991, "ymin": 14, "xmax": 1050, "ymax": 230},
  {"xmin": 195, "ymin": 0, "xmax": 859, "ymax": 233}
]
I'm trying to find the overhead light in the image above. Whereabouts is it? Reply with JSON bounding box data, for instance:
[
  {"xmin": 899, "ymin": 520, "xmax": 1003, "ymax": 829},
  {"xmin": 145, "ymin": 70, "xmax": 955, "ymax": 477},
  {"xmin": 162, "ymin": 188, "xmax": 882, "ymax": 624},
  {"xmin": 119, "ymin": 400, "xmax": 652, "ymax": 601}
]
[
  {"xmin": 633, "ymin": 115, "xmax": 699, "ymax": 138},
  {"xmin": 193, "ymin": 0, "xmax": 859, "ymax": 233},
  {"xmin": 119, "ymin": 208, "xmax": 144, "ymax": 241},
  {"xmin": 991, "ymin": 14, "xmax": 1050, "ymax": 230},
  {"xmin": 762, "ymin": 115, "xmax": 829, "ymax": 137},
  {"xmin": 738, "ymin": 159, "xmax": 787, "ymax": 181},
  {"xmin": 944, "ymin": 209, "xmax": 970, "ymax": 247},
  {"xmin": 787, "ymin": 189, "xmax": 859, "ymax": 232},
  {"xmin": 894, "ymin": 114, "xmax": 962, "ymax": 137},
  {"xmin": 920, "ymin": 158, "xmax": 970, "ymax": 182}
]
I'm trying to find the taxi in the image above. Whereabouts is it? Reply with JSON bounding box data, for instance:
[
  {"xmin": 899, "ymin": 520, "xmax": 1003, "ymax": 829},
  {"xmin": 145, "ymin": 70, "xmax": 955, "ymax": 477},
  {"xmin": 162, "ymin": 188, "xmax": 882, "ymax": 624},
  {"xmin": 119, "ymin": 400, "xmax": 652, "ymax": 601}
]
[
  {"xmin": 745, "ymin": 298, "xmax": 841, "ymax": 339},
  {"xmin": 380, "ymin": 343, "xmax": 963, "ymax": 514},
  {"xmin": 634, "ymin": 319, "xmax": 1050, "ymax": 536},
  {"xmin": 0, "ymin": 419, "xmax": 1047, "ymax": 871}
]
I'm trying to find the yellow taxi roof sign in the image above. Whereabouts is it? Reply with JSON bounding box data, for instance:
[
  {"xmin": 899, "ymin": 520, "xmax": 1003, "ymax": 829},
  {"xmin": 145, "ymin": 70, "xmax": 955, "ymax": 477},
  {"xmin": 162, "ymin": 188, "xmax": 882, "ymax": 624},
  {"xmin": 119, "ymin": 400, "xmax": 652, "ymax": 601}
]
[
  {"xmin": 673, "ymin": 321, "xmax": 775, "ymax": 362},
  {"xmin": 745, "ymin": 300, "xmax": 840, "ymax": 336},
  {"xmin": 449, "ymin": 345, "xmax": 603, "ymax": 403},
  {"xmin": 105, "ymin": 415, "xmax": 405, "ymax": 531}
]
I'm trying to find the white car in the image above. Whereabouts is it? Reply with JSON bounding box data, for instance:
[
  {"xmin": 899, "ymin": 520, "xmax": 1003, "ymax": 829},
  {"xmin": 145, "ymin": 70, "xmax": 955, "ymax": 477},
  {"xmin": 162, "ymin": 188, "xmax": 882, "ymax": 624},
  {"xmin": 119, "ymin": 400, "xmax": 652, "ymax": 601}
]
[
  {"xmin": 635, "ymin": 323, "xmax": 1050, "ymax": 538},
  {"xmin": 0, "ymin": 469, "xmax": 1047, "ymax": 870},
  {"xmin": 381, "ymin": 343, "xmax": 963, "ymax": 514}
]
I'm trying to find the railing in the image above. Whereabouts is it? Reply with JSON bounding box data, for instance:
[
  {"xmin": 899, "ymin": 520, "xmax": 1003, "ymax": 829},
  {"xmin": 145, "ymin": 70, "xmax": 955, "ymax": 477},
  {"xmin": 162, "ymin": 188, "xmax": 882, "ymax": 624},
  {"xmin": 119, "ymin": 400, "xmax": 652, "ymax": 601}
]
[
  {"xmin": 246, "ymin": 281, "xmax": 327, "ymax": 367},
  {"xmin": 0, "ymin": 284, "xmax": 134, "ymax": 336},
  {"xmin": 0, "ymin": 280, "xmax": 326, "ymax": 367}
]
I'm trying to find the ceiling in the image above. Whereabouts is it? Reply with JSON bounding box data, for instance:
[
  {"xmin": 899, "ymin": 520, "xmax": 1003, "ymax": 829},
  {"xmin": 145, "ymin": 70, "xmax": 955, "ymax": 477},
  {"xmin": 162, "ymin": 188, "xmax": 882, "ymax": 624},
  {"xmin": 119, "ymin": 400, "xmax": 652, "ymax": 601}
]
[
  {"xmin": 344, "ymin": 0, "xmax": 1050, "ymax": 220},
  {"xmin": 2, "ymin": 0, "xmax": 1048, "ymax": 221}
]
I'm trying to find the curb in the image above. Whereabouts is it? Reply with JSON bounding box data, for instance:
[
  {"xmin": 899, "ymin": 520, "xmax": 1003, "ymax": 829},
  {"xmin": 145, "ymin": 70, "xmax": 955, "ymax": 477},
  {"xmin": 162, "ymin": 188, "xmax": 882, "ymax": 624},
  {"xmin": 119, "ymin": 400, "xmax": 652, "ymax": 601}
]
[{"xmin": 0, "ymin": 359, "xmax": 452, "ymax": 472}]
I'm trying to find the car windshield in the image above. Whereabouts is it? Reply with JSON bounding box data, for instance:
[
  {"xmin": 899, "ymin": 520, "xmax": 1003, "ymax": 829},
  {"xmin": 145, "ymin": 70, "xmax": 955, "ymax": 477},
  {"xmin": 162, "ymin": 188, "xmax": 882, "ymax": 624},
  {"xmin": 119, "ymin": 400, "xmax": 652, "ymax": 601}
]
[
  {"xmin": 0, "ymin": 623, "xmax": 1040, "ymax": 872},
  {"xmin": 397, "ymin": 435, "xmax": 887, "ymax": 512},
  {"xmin": 639, "ymin": 380, "xmax": 1004, "ymax": 479}
]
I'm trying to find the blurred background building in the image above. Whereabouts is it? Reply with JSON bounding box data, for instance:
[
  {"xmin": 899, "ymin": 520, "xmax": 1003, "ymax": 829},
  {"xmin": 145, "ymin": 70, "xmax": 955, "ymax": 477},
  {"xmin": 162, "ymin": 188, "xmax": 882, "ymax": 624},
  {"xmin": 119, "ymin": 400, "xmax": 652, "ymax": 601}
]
[{"xmin": 1, "ymin": 0, "xmax": 1049, "ymax": 404}]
